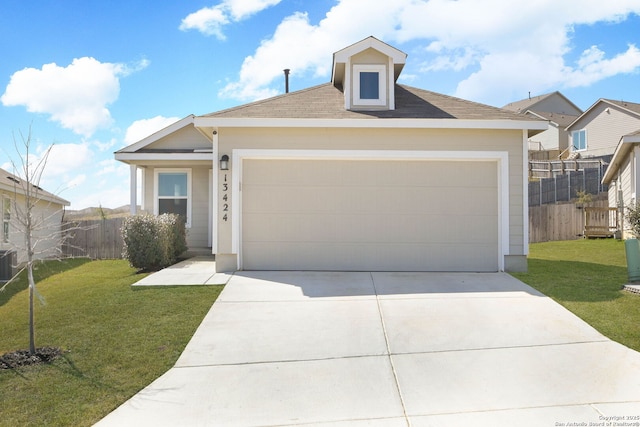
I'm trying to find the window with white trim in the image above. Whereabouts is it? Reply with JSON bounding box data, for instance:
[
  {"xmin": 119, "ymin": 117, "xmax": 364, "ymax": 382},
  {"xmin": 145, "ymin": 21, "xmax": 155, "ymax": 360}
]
[
  {"xmin": 353, "ymin": 64, "xmax": 386, "ymax": 107},
  {"xmin": 155, "ymin": 169, "xmax": 192, "ymax": 227},
  {"xmin": 571, "ymin": 129, "xmax": 587, "ymax": 151},
  {"xmin": 3, "ymin": 196, "xmax": 11, "ymax": 243}
]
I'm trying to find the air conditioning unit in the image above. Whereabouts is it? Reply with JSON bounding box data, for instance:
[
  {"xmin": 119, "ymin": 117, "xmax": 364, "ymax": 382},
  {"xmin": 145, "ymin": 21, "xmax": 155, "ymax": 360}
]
[{"xmin": 0, "ymin": 250, "xmax": 16, "ymax": 281}]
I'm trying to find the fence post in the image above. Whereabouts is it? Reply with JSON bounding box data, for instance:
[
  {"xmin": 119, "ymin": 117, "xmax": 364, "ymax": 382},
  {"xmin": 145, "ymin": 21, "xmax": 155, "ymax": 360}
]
[{"xmin": 599, "ymin": 162, "xmax": 603, "ymax": 193}]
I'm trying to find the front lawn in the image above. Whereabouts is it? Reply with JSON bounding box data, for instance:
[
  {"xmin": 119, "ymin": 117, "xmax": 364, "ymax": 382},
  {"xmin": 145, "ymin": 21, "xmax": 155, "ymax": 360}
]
[
  {"xmin": 0, "ymin": 259, "xmax": 222, "ymax": 426},
  {"xmin": 512, "ymin": 239, "xmax": 640, "ymax": 352}
]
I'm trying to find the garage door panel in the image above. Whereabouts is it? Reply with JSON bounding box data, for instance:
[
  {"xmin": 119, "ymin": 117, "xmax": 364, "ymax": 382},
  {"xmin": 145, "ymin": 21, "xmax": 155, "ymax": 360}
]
[
  {"xmin": 244, "ymin": 212, "xmax": 497, "ymax": 245},
  {"xmin": 244, "ymin": 185, "xmax": 497, "ymax": 216},
  {"xmin": 243, "ymin": 242, "xmax": 497, "ymax": 272},
  {"xmin": 242, "ymin": 159, "xmax": 499, "ymax": 271}
]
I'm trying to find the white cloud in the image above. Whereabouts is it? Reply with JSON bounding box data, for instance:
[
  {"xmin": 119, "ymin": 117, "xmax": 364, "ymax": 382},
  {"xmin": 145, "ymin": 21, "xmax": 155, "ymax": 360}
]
[
  {"xmin": 92, "ymin": 138, "xmax": 118, "ymax": 152},
  {"xmin": 179, "ymin": 6, "xmax": 229, "ymax": 39},
  {"xmin": 218, "ymin": 0, "xmax": 640, "ymax": 105},
  {"xmin": 567, "ymin": 44, "xmax": 640, "ymax": 87},
  {"xmin": 1, "ymin": 142, "xmax": 92, "ymax": 199},
  {"xmin": 180, "ymin": 0, "xmax": 282, "ymax": 39},
  {"xmin": 43, "ymin": 143, "xmax": 93, "ymax": 178},
  {"xmin": 124, "ymin": 116, "xmax": 181, "ymax": 145},
  {"xmin": 1, "ymin": 58, "xmax": 148, "ymax": 137},
  {"xmin": 218, "ymin": 3, "xmax": 400, "ymax": 101}
]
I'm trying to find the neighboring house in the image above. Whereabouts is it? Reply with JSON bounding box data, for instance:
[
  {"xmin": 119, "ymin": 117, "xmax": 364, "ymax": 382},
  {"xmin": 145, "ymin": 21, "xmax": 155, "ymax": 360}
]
[
  {"xmin": 0, "ymin": 167, "xmax": 70, "ymax": 266},
  {"xmin": 503, "ymin": 91, "xmax": 582, "ymax": 158},
  {"xmin": 566, "ymin": 99, "xmax": 640, "ymax": 159},
  {"xmin": 602, "ymin": 129, "xmax": 640, "ymax": 238},
  {"xmin": 115, "ymin": 36, "xmax": 546, "ymax": 273}
]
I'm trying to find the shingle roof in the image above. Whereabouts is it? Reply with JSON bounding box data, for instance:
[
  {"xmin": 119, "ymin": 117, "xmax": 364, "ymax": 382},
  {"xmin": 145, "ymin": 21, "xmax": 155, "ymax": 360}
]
[
  {"xmin": 526, "ymin": 110, "xmax": 578, "ymax": 127},
  {"xmin": 202, "ymin": 83, "xmax": 535, "ymax": 121},
  {"xmin": 604, "ymin": 99, "xmax": 640, "ymax": 116},
  {"xmin": 502, "ymin": 92, "xmax": 557, "ymax": 113},
  {"xmin": 0, "ymin": 167, "xmax": 69, "ymax": 206},
  {"xmin": 567, "ymin": 98, "xmax": 640, "ymax": 130}
]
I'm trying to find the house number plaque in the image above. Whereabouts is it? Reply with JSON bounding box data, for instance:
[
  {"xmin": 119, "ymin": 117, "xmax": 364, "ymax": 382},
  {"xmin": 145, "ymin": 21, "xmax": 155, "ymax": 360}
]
[{"xmin": 221, "ymin": 173, "xmax": 229, "ymax": 221}]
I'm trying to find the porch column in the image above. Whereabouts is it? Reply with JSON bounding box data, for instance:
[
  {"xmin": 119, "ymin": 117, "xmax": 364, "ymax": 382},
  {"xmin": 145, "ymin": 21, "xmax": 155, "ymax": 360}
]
[{"xmin": 129, "ymin": 164, "xmax": 137, "ymax": 215}]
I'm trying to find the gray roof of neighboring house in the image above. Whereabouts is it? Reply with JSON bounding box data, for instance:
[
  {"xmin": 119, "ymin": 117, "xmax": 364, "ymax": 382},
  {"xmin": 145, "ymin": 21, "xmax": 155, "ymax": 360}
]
[
  {"xmin": 567, "ymin": 98, "xmax": 640, "ymax": 130},
  {"xmin": 602, "ymin": 127, "xmax": 640, "ymax": 184},
  {"xmin": 503, "ymin": 92, "xmax": 557, "ymax": 113},
  {"xmin": 202, "ymin": 83, "xmax": 536, "ymax": 122},
  {"xmin": 0, "ymin": 167, "xmax": 69, "ymax": 206},
  {"xmin": 502, "ymin": 91, "xmax": 582, "ymax": 116},
  {"xmin": 526, "ymin": 111, "xmax": 579, "ymax": 127},
  {"xmin": 603, "ymin": 99, "xmax": 640, "ymax": 116}
]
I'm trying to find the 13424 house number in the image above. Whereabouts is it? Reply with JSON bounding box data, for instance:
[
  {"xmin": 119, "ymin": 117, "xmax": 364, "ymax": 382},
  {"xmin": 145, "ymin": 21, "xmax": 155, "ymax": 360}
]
[{"xmin": 222, "ymin": 173, "xmax": 229, "ymax": 221}]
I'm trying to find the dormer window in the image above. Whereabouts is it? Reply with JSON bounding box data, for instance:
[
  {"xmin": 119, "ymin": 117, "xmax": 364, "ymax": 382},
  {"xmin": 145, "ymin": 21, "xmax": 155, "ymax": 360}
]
[
  {"xmin": 353, "ymin": 64, "xmax": 386, "ymax": 107},
  {"xmin": 332, "ymin": 36, "xmax": 406, "ymax": 111}
]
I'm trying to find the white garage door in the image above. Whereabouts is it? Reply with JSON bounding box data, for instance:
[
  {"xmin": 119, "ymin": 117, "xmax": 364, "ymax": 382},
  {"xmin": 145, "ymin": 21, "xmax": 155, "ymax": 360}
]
[{"xmin": 241, "ymin": 159, "xmax": 499, "ymax": 271}]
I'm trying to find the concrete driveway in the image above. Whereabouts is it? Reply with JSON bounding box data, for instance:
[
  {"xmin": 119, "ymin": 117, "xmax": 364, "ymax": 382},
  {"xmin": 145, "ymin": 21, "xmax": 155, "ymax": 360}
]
[{"xmin": 96, "ymin": 271, "xmax": 640, "ymax": 426}]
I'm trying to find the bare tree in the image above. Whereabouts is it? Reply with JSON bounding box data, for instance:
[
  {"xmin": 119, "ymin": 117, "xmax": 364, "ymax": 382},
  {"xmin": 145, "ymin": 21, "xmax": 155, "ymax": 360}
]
[{"xmin": 1, "ymin": 128, "xmax": 73, "ymax": 355}]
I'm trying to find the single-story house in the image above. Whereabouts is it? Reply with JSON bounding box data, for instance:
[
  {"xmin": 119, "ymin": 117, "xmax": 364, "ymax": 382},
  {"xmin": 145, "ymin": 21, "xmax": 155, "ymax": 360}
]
[
  {"xmin": 503, "ymin": 91, "xmax": 581, "ymax": 158},
  {"xmin": 115, "ymin": 36, "xmax": 547, "ymax": 273},
  {"xmin": 602, "ymin": 129, "xmax": 640, "ymax": 238},
  {"xmin": 0, "ymin": 167, "xmax": 70, "ymax": 270},
  {"xmin": 566, "ymin": 99, "xmax": 640, "ymax": 159}
]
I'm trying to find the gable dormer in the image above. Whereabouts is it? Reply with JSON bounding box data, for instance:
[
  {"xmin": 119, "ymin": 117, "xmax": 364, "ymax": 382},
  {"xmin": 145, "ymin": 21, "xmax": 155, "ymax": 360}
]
[{"xmin": 332, "ymin": 36, "xmax": 407, "ymax": 111}]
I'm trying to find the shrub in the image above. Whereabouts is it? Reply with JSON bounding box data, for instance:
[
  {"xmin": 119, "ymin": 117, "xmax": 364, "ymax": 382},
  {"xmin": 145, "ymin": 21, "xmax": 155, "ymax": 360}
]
[
  {"xmin": 122, "ymin": 213, "xmax": 187, "ymax": 271},
  {"xmin": 626, "ymin": 202, "xmax": 640, "ymax": 238},
  {"xmin": 159, "ymin": 213, "xmax": 188, "ymax": 260}
]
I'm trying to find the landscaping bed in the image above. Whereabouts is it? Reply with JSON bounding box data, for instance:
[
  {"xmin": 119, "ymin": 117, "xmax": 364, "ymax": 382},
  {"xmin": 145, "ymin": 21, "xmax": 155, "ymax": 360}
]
[{"xmin": 0, "ymin": 347, "xmax": 65, "ymax": 369}]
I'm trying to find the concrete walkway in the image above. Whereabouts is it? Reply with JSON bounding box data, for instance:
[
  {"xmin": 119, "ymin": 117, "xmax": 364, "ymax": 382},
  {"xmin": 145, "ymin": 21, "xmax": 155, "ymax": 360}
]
[
  {"xmin": 131, "ymin": 257, "xmax": 232, "ymax": 286},
  {"xmin": 96, "ymin": 271, "xmax": 640, "ymax": 426}
]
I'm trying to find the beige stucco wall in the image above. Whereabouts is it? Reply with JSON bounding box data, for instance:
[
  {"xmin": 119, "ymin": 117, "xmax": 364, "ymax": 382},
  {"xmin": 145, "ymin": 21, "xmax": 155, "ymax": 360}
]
[{"xmin": 215, "ymin": 127, "xmax": 526, "ymax": 270}]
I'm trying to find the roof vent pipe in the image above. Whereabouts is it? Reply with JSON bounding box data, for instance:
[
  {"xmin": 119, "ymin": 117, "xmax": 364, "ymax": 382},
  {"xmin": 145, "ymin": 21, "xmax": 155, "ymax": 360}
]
[{"xmin": 284, "ymin": 68, "xmax": 290, "ymax": 93}]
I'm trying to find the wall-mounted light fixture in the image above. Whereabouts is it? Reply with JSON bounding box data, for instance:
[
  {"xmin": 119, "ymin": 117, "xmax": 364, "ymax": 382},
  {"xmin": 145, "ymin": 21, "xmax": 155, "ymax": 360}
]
[{"xmin": 220, "ymin": 154, "xmax": 229, "ymax": 171}]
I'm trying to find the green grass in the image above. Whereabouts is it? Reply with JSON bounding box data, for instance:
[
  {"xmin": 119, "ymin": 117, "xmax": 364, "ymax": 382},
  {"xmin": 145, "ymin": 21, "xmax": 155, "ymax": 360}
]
[
  {"xmin": 0, "ymin": 259, "xmax": 222, "ymax": 426},
  {"xmin": 512, "ymin": 239, "xmax": 640, "ymax": 352}
]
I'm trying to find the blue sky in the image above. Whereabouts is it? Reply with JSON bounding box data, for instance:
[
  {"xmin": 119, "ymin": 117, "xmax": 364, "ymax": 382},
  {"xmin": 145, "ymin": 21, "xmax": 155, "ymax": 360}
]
[{"xmin": 1, "ymin": 0, "xmax": 639, "ymax": 209}]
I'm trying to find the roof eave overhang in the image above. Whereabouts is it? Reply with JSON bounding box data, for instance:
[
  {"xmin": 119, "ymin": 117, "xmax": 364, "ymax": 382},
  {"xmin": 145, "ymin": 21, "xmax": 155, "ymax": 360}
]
[
  {"xmin": 603, "ymin": 133, "xmax": 640, "ymax": 184},
  {"xmin": 0, "ymin": 183, "xmax": 70, "ymax": 206},
  {"xmin": 194, "ymin": 117, "xmax": 548, "ymax": 132},
  {"xmin": 565, "ymin": 99, "xmax": 640, "ymax": 131},
  {"xmin": 114, "ymin": 152, "xmax": 214, "ymax": 163}
]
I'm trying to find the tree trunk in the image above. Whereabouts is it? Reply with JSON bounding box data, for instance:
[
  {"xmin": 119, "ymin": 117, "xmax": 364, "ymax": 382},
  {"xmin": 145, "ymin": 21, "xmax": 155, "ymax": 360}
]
[{"xmin": 28, "ymin": 261, "xmax": 35, "ymax": 355}]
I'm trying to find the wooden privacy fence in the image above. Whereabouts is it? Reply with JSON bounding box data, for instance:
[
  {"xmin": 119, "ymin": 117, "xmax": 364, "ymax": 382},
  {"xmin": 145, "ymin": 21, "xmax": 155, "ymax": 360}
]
[
  {"xmin": 62, "ymin": 218, "xmax": 125, "ymax": 259},
  {"xmin": 528, "ymin": 199, "xmax": 616, "ymax": 243}
]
